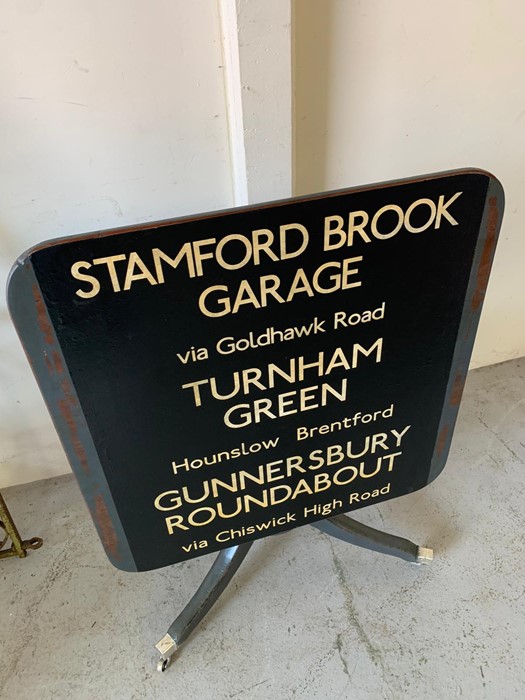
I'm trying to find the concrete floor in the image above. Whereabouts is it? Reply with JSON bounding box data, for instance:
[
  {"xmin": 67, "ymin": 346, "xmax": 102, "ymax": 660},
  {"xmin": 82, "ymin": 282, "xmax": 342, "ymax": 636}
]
[{"xmin": 1, "ymin": 358, "xmax": 525, "ymax": 700}]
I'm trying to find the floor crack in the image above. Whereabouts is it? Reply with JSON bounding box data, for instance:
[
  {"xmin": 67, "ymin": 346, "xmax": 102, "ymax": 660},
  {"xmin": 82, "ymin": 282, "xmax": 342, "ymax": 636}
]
[{"xmin": 326, "ymin": 536, "xmax": 396, "ymax": 697}]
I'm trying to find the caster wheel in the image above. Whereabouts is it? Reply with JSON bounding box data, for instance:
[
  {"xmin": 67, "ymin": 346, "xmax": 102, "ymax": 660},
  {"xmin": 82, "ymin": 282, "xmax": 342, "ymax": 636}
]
[{"xmin": 157, "ymin": 657, "xmax": 171, "ymax": 673}]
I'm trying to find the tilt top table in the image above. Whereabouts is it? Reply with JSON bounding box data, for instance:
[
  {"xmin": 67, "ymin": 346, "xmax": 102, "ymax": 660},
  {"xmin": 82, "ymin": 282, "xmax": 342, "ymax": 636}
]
[{"xmin": 7, "ymin": 169, "xmax": 503, "ymax": 670}]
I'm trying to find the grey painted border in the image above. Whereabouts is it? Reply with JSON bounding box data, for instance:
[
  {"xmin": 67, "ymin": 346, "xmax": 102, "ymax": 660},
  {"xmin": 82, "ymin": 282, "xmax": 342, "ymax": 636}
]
[
  {"xmin": 7, "ymin": 261, "xmax": 137, "ymax": 571},
  {"xmin": 428, "ymin": 174, "xmax": 504, "ymax": 482}
]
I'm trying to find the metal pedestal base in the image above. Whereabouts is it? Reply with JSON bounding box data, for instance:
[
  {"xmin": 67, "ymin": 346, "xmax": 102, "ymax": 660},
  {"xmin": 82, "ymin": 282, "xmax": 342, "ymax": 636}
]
[
  {"xmin": 155, "ymin": 514, "xmax": 433, "ymax": 671},
  {"xmin": 155, "ymin": 542, "xmax": 253, "ymax": 672}
]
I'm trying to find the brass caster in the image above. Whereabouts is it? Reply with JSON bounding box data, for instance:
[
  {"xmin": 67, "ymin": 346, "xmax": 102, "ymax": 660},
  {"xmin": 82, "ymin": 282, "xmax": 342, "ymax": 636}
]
[
  {"xmin": 416, "ymin": 546, "xmax": 434, "ymax": 564},
  {"xmin": 157, "ymin": 657, "xmax": 171, "ymax": 673}
]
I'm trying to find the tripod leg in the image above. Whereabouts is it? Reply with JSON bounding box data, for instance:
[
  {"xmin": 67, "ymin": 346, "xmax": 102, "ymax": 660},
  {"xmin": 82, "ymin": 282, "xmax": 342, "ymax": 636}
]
[
  {"xmin": 313, "ymin": 514, "xmax": 433, "ymax": 564},
  {"xmin": 155, "ymin": 542, "xmax": 253, "ymax": 671}
]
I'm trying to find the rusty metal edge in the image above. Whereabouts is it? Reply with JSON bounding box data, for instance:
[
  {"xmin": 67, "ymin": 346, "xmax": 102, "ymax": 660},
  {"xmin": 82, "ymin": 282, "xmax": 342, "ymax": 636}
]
[
  {"xmin": 6, "ymin": 261, "xmax": 137, "ymax": 571},
  {"xmin": 428, "ymin": 173, "xmax": 505, "ymax": 483}
]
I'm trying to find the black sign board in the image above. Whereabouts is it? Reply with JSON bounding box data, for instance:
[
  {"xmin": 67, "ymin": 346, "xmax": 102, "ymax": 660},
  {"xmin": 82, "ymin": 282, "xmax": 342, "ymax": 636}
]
[{"xmin": 8, "ymin": 170, "xmax": 503, "ymax": 571}]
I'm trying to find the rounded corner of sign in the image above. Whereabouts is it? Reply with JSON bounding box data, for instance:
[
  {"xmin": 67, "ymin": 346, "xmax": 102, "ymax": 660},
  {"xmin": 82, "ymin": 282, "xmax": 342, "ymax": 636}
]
[
  {"xmin": 463, "ymin": 168, "xmax": 505, "ymax": 202},
  {"xmin": 105, "ymin": 553, "xmax": 139, "ymax": 573},
  {"xmin": 455, "ymin": 166, "xmax": 494, "ymax": 180},
  {"xmin": 487, "ymin": 174, "xmax": 505, "ymax": 211},
  {"xmin": 6, "ymin": 255, "xmax": 35, "ymax": 324},
  {"xmin": 427, "ymin": 449, "xmax": 452, "ymax": 486},
  {"xmin": 6, "ymin": 244, "xmax": 51, "ymax": 314},
  {"xmin": 6, "ymin": 261, "xmax": 22, "ymax": 307},
  {"xmin": 8, "ymin": 244, "xmax": 41, "ymax": 278},
  {"xmin": 9, "ymin": 231, "xmax": 83, "ymax": 274}
]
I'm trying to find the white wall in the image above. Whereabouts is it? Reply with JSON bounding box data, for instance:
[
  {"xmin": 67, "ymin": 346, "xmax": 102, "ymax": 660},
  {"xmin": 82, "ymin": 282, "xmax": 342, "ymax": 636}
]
[
  {"xmin": 221, "ymin": 0, "xmax": 292, "ymax": 204},
  {"xmin": 294, "ymin": 0, "xmax": 525, "ymax": 369},
  {"xmin": 0, "ymin": 0, "xmax": 234, "ymax": 487}
]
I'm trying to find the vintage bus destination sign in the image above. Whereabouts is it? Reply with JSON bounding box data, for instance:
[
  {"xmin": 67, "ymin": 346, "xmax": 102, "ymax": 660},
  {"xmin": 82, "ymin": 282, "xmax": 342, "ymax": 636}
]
[{"xmin": 8, "ymin": 170, "xmax": 503, "ymax": 571}]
